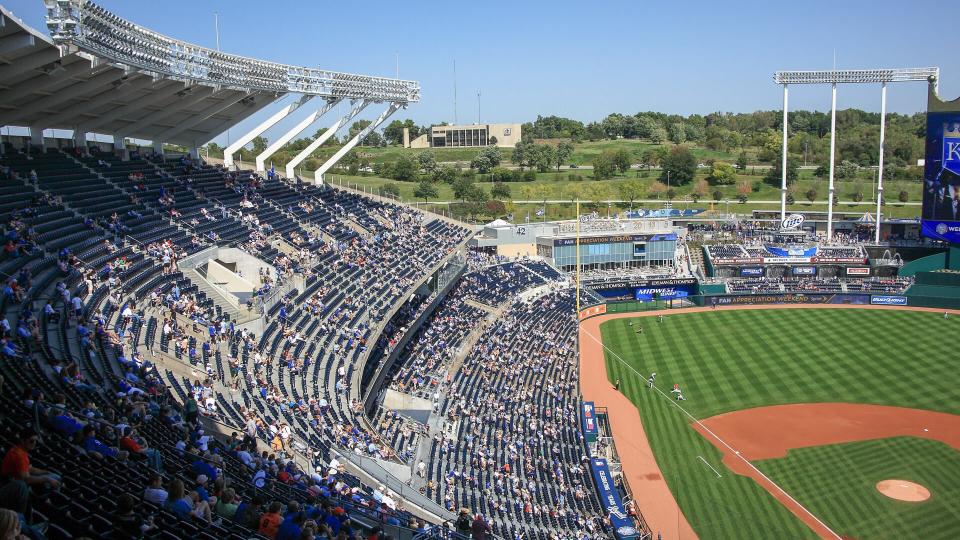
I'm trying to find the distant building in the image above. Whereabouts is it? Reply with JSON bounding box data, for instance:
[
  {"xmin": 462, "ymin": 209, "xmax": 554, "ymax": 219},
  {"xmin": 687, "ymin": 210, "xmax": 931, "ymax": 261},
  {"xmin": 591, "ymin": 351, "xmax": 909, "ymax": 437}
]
[{"xmin": 405, "ymin": 123, "xmax": 522, "ymax": 149}]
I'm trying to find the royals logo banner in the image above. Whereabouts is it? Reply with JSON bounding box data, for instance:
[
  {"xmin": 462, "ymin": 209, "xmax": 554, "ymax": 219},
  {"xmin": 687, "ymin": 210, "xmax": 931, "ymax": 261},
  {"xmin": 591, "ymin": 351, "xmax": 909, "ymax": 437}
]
[{"xmin": 922, "ymin": 91, "xmax": 960, "ymax": 242}]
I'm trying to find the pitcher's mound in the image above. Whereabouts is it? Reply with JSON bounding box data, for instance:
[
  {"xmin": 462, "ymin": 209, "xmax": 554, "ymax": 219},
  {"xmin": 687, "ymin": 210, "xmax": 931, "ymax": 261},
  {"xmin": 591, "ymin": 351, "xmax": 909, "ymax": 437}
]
[{"xmin": 876, "ymin": 480, "xmax": 931, "ymax": 502}]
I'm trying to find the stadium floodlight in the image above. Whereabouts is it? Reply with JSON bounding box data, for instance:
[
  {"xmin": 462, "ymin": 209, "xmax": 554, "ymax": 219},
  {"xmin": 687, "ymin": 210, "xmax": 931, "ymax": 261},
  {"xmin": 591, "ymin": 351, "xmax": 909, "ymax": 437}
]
[
  {"xmin": 773, "ymin": 67, "xmax": 938, "ymax": 242},
  {"xmin": 43, "ymin": 0, "xmax": 420, "ymax": 104},
  {"xmin": 773, "ymin": 68, "xmax": 939, "ymax": 85}
]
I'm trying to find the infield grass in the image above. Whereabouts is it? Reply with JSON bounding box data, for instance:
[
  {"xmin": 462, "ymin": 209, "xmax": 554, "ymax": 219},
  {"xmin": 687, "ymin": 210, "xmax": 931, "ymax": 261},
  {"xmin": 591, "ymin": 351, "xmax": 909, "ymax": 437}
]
[
  {"xmin": 598, "ymin": 308, "xmax": 960, "ymax": 540},
  {"xmin": 755, "ymin": 437, "xmax": 960, "ymax": 540}
]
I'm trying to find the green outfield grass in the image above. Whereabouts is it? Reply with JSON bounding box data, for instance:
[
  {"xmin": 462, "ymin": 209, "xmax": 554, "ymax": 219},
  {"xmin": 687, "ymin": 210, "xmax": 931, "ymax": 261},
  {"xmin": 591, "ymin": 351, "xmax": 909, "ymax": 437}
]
[
  {"xmin": 598, "ymin": 308, "xmax": 960, "ymax": 540},
  {"xmin": 755, "ymin": 437, "xmax": 960, "ymax": 540}
]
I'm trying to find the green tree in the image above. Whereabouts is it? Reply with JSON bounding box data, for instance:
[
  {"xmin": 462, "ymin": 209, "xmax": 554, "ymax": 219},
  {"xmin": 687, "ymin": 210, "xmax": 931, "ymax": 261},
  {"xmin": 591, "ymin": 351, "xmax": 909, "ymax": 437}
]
[
  {"xmin": 764, "ymin": 158, "xmax": 798, "ymax": 186},
  {"xmin": 712, "ymin": 189, "xmax": 724, "ymax": 201},
  {"xmin": 593, "ymin": 151, "xmax": 616, "ymax": 180},
  {"xmin": 805, "ymin": 187, "xmax": 818, "ymax": 204},
  {"xmin": 736, "ymin": 151, "xmax": 748, "ymax": 171},
  {"xmin": 391, "ymin": 155, "xmax": 418, "ymax": 181},
  {"xmin": 383, "ymin": 120, "xmax": 406, "ymax": 146},
  {"xmin": 649, "ymin": 126, "xmax": 668, "ymax": 144},
  {"xmin": 660, "ymin": 146, "xmax": 697, "ymax": 185},
  {"xmin": 472, "ymin": 146, "xmax": 502, "ymax": 173},
  {"xmin": 612, "ymin": 149, "xmax": 632, "ymax": 174},
  {"xmin": 707, "ymin": 161, "xmax": 737, "ymax": 185},
  {"xmin": 836, "ymin": 160, "xmax": 860, "ymax": 179},
  {"xmin": 669, "ymin": 122, "xmax": 687, "ymax": 144},
  {"xmin": 417, "ymin": 151, "xmax": 437, "ymax": 174},
  {"xmin": 489, "ymin": 167, "xmax": 513, "ymax": 183},
  {"xmin": 413, "ymin": 181, "xmax": 438, "ymax": 202},
  {"xmin": 433, "ymin": 165, "xmax": 457, "ymax": 184},
  {"xmin": 453, "ymin": 177, "xmax": 475, "ymax": 201},
  {"xmin": 250, "ymin": 135, "xmax": 268, "ymax": 155},
  {"xmin": 555, "ymin": 141, "xmax": 574, "ymax": 172},
  {"xmin": 666, "ymin": 188, "xmax": 677, "ymax": 201},
  {"xmin": 511, "ymin": 141, "xmax": 529, "ymax": 170},
  {"xmin": 898, "ymin": 190, "xmax": 909, "ymax": 203},
  {"xmin": 491, "ymin": 182, "xmax": 512, "ymax": 200},
  {"xmin": 617, "ymin": 180, "xmax": 645, "ymax": 210},
  {"xmin": 533, "ymin": 144, "xmax": 555, "ymax": 173}
]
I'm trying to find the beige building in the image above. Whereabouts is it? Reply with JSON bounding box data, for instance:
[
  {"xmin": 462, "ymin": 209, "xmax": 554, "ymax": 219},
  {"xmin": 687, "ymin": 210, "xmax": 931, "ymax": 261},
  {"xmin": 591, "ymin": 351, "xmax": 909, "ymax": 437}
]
[{"xmin": 405, "ymin": 123, "xmax": 522, "ymax": 149}]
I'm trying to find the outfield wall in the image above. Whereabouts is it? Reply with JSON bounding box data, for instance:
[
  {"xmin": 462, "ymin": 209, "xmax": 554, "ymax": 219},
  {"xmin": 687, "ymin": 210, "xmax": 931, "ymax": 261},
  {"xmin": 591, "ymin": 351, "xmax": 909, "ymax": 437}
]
[{"xmin": 578, "ymin": 292, "xmax": 933, "ymax": 320}]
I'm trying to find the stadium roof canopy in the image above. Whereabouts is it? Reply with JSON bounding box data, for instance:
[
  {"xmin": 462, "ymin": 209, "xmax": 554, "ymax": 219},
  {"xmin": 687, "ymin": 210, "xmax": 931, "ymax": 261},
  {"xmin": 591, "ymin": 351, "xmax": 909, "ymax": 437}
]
[{"xmin": 0, "ymin": 1, "xmax": 419, "ymax": 148}]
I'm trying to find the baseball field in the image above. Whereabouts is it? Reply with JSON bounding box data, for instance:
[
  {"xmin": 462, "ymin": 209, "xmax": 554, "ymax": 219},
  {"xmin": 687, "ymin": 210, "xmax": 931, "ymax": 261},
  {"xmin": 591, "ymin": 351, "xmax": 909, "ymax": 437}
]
[{"xmin": 592, "ymin": 307, "xmax": 960, "ymax": 540}]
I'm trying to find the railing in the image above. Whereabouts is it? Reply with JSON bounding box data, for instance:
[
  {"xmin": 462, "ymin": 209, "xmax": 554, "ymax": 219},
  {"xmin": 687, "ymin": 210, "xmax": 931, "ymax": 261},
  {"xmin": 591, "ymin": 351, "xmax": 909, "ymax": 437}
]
[{"xmin": 334, "ymin": 449, "xmax": 455, "ymax": 523}]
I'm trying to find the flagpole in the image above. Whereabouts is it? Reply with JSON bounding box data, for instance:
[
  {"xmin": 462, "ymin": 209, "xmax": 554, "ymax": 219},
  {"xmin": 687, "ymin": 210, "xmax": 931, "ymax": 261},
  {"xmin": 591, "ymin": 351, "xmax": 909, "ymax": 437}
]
[{"xmin": 576, "ymin": 199, "xmax": 581, "ymax": 315}]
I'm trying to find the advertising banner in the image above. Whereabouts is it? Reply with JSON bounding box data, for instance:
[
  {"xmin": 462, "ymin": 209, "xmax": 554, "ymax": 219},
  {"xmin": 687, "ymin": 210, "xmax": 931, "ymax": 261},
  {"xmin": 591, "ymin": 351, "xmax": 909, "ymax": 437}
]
[
  {"xmin": 714, "ymin": 293, "xmax": 870, "ymax": 305},
  {"xmin": 871, "ymin": 295, "xmax": 908, "ymax": 306},
  {"xmin": 589, "ymin": 457, "xmax": 640, "ymax": 540},
  {"xmin": 792, "ymin": 266, "xmax": 817, "ymax": 276},
  {"xmin": 740, "ymin": 267, "xmax": 764, "ymax": 277},
  {"xmin": 635, "ymin": 287, "xmax": 689, "ymax": 301},
  {"xmin": 922, "ymin": 110, "xmax": 960, "ymax": 243},
  {"xmin": 582, "ymin": 402, "xmax": 598, "ymax": 444},
  {"xmin": 846, "ymin": 267, "xmax": 871, "ymax": 276}
]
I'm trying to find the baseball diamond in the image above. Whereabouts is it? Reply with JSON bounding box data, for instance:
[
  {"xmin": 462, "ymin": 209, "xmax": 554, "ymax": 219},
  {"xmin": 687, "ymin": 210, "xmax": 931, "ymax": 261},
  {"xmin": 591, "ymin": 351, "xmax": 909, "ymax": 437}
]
[{"xmin": 582, "ymin": 306, "xmax": 960, "ymax": 540}]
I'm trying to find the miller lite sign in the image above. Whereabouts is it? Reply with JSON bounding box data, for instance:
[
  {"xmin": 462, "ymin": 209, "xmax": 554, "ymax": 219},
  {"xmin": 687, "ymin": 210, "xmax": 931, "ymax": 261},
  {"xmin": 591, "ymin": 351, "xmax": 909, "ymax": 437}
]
[{"xmin": 780, "ymin": 213, "xmax": 805, "ymax": 230}]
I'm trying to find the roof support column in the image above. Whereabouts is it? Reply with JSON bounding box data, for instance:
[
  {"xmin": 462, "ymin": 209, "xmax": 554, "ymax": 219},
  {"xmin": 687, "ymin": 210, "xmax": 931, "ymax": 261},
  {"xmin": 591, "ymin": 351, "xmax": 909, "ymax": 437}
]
[
  {"xmin": 153, "ymin": 139, "xmax": 164, "ymax": 159},
  {"xmin": 224, "ymin": 95, "xmax": 314, "ymax": 170},
  {"xmin": 28, "ymin": 126, "xmax": 44, "ymax": 153},
  {"xmin": 113, "ymin": 133, "xmax": 129, "ymax": 161},
  {"xmin": 73, "ymin": 127, "xmax": 87, "ymax": 150},
  {"xmin": 315, "ymin": 102, "xmax": 402, "ymax": 184},
  {"xmin": 255, "ymin": 98, "xmax": 341, "ymax": 173},
  {"xmin": 285, "ymin": 100, "xmax": 370, "ymax": 179}
]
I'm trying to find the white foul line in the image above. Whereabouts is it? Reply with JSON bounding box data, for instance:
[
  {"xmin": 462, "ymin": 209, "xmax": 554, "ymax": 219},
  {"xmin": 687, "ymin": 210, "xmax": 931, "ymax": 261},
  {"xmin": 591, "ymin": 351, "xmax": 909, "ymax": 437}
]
[
  {"xmin": 582, "ymin": 324, "xmax": 842, "ymax": 540},
  {"xmin": 698, "ymin": 455, "xmax": 722, "ymax": 478}
]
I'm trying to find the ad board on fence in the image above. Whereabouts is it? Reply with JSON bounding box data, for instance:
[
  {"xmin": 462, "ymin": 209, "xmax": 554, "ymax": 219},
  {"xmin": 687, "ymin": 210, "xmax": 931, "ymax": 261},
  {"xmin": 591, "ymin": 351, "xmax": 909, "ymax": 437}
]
[
  {"xmin": 846, "ymin": 267, "xmax": 871, "ymax": 276},
  {"xmin": 713, "ymin": 293, "xmax": 870, "ymax": 305},
  {"xmin": 922, "ymin": 108, "xmax": 960, "ymax": 243},
  {"xmin": 740, "ymin": 267, "xmax": 764, "ymax": 276},
  {"xmin": 590, "ymin": 457, "xmax": 640, "ymax": 540},
  {"xmin": 871, "ymin": 295, "xmax": 908, "ymax": 306}
]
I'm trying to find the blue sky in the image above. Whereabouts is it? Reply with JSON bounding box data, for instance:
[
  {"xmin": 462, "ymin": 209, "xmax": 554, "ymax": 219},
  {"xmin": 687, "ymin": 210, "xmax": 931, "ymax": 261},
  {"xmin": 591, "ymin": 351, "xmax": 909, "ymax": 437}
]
[{"xmin": 5, "ymin": 0, "xmax": 958, "ymax": 144}]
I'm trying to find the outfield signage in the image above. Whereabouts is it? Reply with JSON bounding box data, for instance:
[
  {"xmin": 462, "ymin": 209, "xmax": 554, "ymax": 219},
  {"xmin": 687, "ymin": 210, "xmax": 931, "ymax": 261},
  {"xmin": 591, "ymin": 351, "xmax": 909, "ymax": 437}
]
[
  {"xmin": 554, "ymin": 233, "xmax": 677, "ymax": 247},
  {"xmin": 712, "ymin": 257, "xmax": 867, "ymax": 265},
  {"xmin": 740, "ymin": 267, "xmax": 764, "ymax": 276},
  {"xmin": 589, "ymin": 457, "xmax": 640, "ymax": 540},
  {"xmin": 585, "ymin": 277, "xmax": 698, "ymax": 290},
  {"xmin": 635, "ymin": 287, "xmax": 689, "ymax": 301},
  {"xmin": 871, "ymin": 295, "xmax": 908, "ymax": 306},
  {"xmin": 582, "ymin": 401, "xmax": 598, "ymax": 443},
  {"xmin": 846, "ymin": 267, "xmax": 871, "ymax": 276},
  {"xmin": 713, "ymin": 293, "xmax": 870, "ymax": 305},
  {"xmin": 792, "ymin": 266, "xmax": 817, "ymax": 276}
]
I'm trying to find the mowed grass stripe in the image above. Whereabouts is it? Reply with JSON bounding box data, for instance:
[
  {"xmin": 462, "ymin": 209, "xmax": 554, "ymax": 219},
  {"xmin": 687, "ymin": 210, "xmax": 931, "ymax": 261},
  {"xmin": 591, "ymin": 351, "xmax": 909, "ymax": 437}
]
[{"xmin": 597, "ymin": 308, "xmax": 960, "ymax": 540}]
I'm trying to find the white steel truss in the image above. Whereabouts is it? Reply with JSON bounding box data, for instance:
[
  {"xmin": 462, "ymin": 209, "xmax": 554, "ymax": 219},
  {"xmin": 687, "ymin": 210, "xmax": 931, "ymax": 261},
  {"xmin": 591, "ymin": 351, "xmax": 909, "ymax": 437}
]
[
  {"xmin": 285, "ymin": 100, "xmax": 370, "ymax": 179},
  {"xmin": 255, "ymin": 98, "xmax": 342, "ymax": 172},
  {"xmin": 44, "ymin": 0, "xmax": 420, "ymax": 103},
  {"xmin": 223, "ymin": 95, "xmax": 314, "ymax": 169},
  {"xmin": 315, "ymin": 102, "xmax": 401, "ymax": 182}
]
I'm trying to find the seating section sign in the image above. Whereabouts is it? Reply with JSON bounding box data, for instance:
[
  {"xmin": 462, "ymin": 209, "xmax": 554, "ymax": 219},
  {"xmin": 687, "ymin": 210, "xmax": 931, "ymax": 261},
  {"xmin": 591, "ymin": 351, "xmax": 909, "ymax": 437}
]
[{"xmin": 582, "ymin": 401, "xmax": 598, "ymax": 443}]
